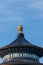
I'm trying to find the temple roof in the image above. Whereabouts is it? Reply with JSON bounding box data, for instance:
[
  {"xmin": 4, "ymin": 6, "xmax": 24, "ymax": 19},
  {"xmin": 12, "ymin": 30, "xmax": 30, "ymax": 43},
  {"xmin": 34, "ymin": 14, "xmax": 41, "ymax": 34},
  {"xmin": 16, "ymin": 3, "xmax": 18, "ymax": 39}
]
[
  {"xmin": 0, "ymin": 25, "xmax": 35, "ymax": 49},
  {"xmin": 3, "ymin": 33, "xmax": 34, "ymax": 48},
  {"xmin": 0, "ymin": 25, "xmax": 43, "ymax": 49},
  {"xmin": 0, "ymin": 25, "xmax": 43, "ymax": 57},
  {"xmin": 0, "ymin": 59, "xmax": 43, "ymax": 65}
]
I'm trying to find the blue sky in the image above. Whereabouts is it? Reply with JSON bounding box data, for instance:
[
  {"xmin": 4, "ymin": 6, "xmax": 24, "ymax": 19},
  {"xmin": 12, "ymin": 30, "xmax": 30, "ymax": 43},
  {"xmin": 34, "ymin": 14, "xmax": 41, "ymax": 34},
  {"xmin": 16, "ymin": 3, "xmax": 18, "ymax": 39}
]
[{"xmin": 0, "ymin": 0, "xmax": 43, "ymax": 63}]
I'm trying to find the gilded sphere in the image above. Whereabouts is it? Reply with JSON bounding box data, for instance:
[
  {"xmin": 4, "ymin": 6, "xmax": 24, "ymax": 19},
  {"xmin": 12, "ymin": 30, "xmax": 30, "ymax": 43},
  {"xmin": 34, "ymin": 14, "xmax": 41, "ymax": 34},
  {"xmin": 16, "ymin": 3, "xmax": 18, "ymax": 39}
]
[{"xmin": 18, "ymin": 25, "xmax": 23, "ymax": 32}]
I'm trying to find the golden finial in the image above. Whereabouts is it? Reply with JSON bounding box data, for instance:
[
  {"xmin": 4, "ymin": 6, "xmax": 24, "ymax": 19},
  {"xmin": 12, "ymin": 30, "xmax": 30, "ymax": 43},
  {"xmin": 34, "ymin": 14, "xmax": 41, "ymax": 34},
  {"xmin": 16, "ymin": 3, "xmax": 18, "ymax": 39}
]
[{"xmin": 18, "ymin": 25, "xmax": 23, "ymax": 33}]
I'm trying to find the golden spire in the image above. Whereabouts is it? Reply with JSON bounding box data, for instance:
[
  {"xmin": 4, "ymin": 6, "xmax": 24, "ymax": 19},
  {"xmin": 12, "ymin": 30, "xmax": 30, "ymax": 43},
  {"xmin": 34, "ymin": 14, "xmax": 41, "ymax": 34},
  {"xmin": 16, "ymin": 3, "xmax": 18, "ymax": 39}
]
[{"xmin": 18, "ymin": 25, "xmax": 23, "ymax": 33}]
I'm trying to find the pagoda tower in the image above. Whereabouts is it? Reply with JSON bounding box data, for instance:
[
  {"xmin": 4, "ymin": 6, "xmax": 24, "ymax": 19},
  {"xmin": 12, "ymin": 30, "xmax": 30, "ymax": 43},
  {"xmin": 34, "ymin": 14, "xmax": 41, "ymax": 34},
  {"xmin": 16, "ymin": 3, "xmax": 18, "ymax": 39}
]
[{"xmin": 0, "ymin": 25, "xmax": 43, "ymax": 65}]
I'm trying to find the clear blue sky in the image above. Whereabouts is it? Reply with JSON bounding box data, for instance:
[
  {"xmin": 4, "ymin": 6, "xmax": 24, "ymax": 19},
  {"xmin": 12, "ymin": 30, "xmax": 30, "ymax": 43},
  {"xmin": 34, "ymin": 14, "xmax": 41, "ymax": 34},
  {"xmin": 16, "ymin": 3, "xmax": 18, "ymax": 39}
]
[{"xmin": 0, "ymin": 0, "xmax": 43, "ymax": 63}]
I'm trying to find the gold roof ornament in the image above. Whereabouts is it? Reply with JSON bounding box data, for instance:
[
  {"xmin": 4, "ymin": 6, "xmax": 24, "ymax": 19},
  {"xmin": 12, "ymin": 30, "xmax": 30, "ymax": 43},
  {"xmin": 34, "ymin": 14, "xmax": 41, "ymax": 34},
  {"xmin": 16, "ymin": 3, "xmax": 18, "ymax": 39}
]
[{"xmin": 18, "ymin": 25, "xmax": 23, "ymax": 33}]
